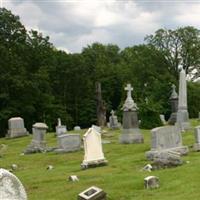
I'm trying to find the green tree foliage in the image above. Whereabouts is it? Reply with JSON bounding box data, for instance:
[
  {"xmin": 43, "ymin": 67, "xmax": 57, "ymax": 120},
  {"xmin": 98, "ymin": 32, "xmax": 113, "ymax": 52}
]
[
  {"xmin": 0, "ymin": 8, "xmax": 200, "ymax": 136},
  {"xmin": 145, "ymin": 26, "xmax": 200, "ymax": 79}
]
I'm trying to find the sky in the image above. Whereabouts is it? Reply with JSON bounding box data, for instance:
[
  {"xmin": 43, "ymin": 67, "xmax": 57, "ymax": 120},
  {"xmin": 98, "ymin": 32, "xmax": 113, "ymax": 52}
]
[{"xmin": 2, "ymin": 0, "xmax": 200, "ymax": 53}]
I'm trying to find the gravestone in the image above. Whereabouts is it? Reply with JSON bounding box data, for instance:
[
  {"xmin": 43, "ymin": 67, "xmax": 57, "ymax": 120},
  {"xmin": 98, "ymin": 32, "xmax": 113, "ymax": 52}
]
[
  {"xmin": 78, "ymin": 186, "xmax": 106, "ymax": 200},
  {"xmin": 24, "ymin": 122, "xmax": 48, "ymax": 154},
  {"xmin": 109, "ymin": 110, "xmax": 119, "ymax": 129},
  {"xmin": 7, "ymin": 117, "xmax": 28, "ymax": 138},
  {"xmin": 160, "ymin": 114, "xmax": 167, "ymax": 125},
  {"xmin": 168, "ymin": 84, "xmax": 178, "ymax": 125},
  {"xmin": 74, "ymin": 126, "xmax": 81, "ymax": 131},
  {"xmin": 119, "ymin": 84, "xmax": 143, "ymax": 144},
  {"xmin": 146, "ymin": 125, "xmax": 188, "ymax": 160},
  {"xmin": 176, "ymin": 68, "xmax": 190, "ymax": 130},
  {"xmin": 144, "ymin": 176, "xmax": 159, "ymax": 189},
  {"xmin": 193, "ymin": 126, "xmax": 200, "ymax": 151},
  {"xmin": 81, "ymin": 127, "xmax": 107, "ymax": 169},
  {"xmin": 55, "ymin": 118, "xmax": 67, "ymax": 136},
  {"xmin": 54, "ymin": 134, "xmax": 81, "ymax": 153},
  {"xmin": 0, "ymin": 168, "xmax": 27, "ymax": 200}
]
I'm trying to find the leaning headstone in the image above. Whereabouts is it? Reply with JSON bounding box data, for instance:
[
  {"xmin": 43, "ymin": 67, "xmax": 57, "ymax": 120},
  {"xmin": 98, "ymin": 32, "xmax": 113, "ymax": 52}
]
[
  {"xmin": 24, "ymin": 122, "xmax": 48, "ymax": 154},
  {"xmin": 144, "ymin": 176, "xmax": 159, "ymax": 189},
  {"xmin": 81, "ymin": 127, "xmax": 107, "ymax": 169},
  {"xmin": 146, "ymin": 125, "xmax": 188, "ymax": 160},
  {"xmin": 160, "ymin": 114, "xmax": 167, "ymax": 125},
  {"xmin": 7, "ymin": 117, "xmax": 28, "ymax": 138},
  {"xmin": 176, "ymin": 68, "xmax": 190, "ymax": 130},
  {"xmin": 168, "ymin": 84, "xmax": 178, "ymax": 125},
  {"xmin": 54, "ymin": 134, "xmax": 81, "ymax": 153},
  {"xmin": 78, "ymin": 186, "xmax": 106, "ymax": 200},
  {"xmin": 74, "ymin": 126, "xmax": 81, "ymax": 131},
  {"xmin": 109, "ymin": 110, "xmax": 120, "ymax": 129},
  {"xmin": 55, "ymin": 118, "xmax": 67, "ymax": 136},
  {"xmin": 0, "ymin": 168, "xmax": 27, "ymax": 200},
  {"xmin": 119, "ymin": 84, "xmax": 143, "ymax": 144},
  {"xmin": 193, "ymin": 126, "xmax": 200, "ymax": 151}
]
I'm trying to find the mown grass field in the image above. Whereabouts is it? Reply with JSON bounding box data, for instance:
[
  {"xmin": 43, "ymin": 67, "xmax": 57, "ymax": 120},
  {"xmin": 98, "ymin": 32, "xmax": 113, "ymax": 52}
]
[{"xmin": 0, "ymin": 119, "xmax": 200, "ymax": 200}]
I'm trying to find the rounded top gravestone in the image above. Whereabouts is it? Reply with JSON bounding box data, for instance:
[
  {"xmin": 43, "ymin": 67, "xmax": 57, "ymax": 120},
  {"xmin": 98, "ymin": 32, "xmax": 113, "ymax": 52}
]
[
  {"xmin": 33, "ymin": 122, "xmax": 48, "ymax": 129},
  {"xmin": 0, "ymin": 168, "xmax": 27, "ymax": 200}
]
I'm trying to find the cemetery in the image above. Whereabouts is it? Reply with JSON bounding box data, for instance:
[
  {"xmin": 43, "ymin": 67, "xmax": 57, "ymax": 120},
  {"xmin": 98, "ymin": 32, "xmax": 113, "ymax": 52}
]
[{"xmin": 1, "ymin": 2, "xmax": 200, "ymax": 200}]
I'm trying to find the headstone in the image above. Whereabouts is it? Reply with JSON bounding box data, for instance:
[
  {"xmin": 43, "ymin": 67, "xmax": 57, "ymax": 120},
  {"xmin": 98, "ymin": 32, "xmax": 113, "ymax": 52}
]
[
  {"xmin": 78, "ymin": 186, "xmax": 106, "ymax": 200},
  {"xmin": 160, "ymin": 114, "xmax": 167, "ymax": 125},
  {"xmin": 144, "ymin": 176, "xmax": 159, "ymax": 189},
  {"xmin": 176, "ymin": 68, "xmax": 190, "ymax": 130},
  {"xmin": 54, "ymin": 134, "xmax": 81, "ymax": 153},
  {"xmin": 74, "ymin": 126, "xmax": 81, "ymax": 131},
  {"xmin": 55, "ymin": 118, "xmax": 67, "ymax": 136},
  {"xmin": 119, "ymin": 84, "xmax": 144, "ymax": 144},
  {"xmin": 24, "ymin": 122, "xmax": 48, "ymax": 154},
  {"xmin": 7, "ymin": 117, "xmax": 28, "ymax": 138},
  {"xmin": 81, "ymin": 127, "xmax": 107, "ymax": 169},
  {"xmin": 96, "ymin": 82, "xmax": 106, "ymax": 127},
  {"xmin": 168, "ymin": 84, "xmax": 178, "ymax": 125},
  {"xmin": 109, "ymin": 110, "xmax": 120, "ymax": 129},
  {"xmin": 193, "ymin": 126, "xmax": 200, "ymax": 151},
  {"xmin": 0, "ymin": 168, "xmax": 27, "ymax": 200},
  {"xmin": 146, "ymin": 125, "xmax": 188, "ymax": 160}
]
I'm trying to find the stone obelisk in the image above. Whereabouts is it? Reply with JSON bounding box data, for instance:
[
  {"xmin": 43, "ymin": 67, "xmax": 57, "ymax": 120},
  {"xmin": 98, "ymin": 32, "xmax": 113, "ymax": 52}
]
[
  {"xmin": 176, "ymin": 68, "xmax": 190, "ymax": 130},
  {"xmin": 119, "ymin": 84, "xmax": 143, "ymax": 144}
]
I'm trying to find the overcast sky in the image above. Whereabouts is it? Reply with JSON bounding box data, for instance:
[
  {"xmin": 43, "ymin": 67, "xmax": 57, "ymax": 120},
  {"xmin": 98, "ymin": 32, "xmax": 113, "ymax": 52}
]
[{"xmin": 2, "ymin": 0, "xmax": 200, "ymax": 53}]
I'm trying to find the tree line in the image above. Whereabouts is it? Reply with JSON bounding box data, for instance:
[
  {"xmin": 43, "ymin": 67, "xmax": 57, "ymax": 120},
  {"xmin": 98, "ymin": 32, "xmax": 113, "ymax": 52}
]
[{"xmin": 0, "ymin": 8, "xmax": 200, "ymax": 136}]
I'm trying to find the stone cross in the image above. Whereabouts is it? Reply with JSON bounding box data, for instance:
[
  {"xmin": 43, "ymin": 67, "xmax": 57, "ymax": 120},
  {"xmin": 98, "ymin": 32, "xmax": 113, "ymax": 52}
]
[
  {"xmin": 110, "ymin": 110, "xmax": 115, "ymax": 116},
  {"xmin": 125, "ymin": 84, "xmax": 133, "ymax": 99},
  {"xmin": 170, "ymin": 84, "xmax": 178, "ymax": 99}
]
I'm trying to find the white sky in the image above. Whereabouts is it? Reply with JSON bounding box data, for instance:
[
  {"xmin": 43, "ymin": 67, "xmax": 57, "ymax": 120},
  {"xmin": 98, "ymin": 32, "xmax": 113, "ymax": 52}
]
[{"xmin": 3, "ymin": 0, "xmax": 200, "ymax": 53}]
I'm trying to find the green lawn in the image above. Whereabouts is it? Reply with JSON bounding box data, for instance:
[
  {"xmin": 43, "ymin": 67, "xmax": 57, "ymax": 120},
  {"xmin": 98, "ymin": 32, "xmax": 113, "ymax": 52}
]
[{"xmin": 0, "ymin": 119, "xmax": 200, "ymax": 200}]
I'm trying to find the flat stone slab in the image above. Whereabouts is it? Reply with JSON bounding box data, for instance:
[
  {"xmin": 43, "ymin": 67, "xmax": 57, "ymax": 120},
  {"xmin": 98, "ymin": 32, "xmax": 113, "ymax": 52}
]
[{"xmin": 0, "ymin": 168, "xmax": 27, "ymax": 200}]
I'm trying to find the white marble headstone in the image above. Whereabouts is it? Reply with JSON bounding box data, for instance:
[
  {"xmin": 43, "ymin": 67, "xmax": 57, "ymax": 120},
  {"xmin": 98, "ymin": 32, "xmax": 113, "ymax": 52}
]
[{"xmin": 0, "ymin": 168, "xmax": 27, "ymax": 200}]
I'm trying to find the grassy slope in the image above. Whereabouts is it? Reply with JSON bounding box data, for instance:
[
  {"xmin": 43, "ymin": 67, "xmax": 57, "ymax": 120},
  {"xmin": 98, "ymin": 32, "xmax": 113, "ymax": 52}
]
[{"xmin": 0, "ymin": 119, "xmax": 200, "ymax": 200}]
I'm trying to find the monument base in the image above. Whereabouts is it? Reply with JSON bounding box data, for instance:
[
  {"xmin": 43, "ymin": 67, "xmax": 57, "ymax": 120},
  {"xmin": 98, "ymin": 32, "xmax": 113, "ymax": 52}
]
[
  {"xmin": 81, "ymin": 159, "xmax": 108, "ymax": 169},
  {"xmin": 6, "ymin": 129, "xmax": 28, "ymax": 138},
  {"xmin": 168, "ymin": 113, "xmax": 177, "ymax": 125},
  {"xmin": 193, "ymin": 143, "xmax": 200, "ymax": 151},
  {"xmin": 146, "ymin": 146, "xmax": 189, "ymax": 161},
  {"xmin": 24, "ymin": 140, "xmax": 47, "ymax": 154},
  {"xmin": 176, "ymin": 110, "xmax": 190, "ymax": 130},
  {"xmin": 119, "ymin": 128, "xmax": 144, "ymax": 144}
]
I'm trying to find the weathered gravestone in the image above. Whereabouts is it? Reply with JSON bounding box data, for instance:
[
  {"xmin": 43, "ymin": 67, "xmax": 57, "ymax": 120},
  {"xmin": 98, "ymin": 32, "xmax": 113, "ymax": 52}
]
[
  {"xmin": 81, "ymin": 127, "xmax": 107, "ymax": 169},
  {"xmin": 54, "ymin": 134, "xmax": 81, "ymax": 153},
  {"xmin": 160, "ymin": 114, "xmax": 167, "ymax": 125},
  {"xmin": 176, "ymin": 68, "xmax": 190, "ymax": 130},
  {"xmin": 146, "ymin": 125, "xmax": 189, "ymax": 160},
  {"xmin": 74, "ymin": 126, "xmax": 81, "ymax": 131},
  {"xmin": 24, "ymin": 122, "xmax": 48, "ymax": 154},
  {"xmin": 109, "ymin": 110, "xmax": 120, "ymax": 129},
  {"xmin": 119, "ymin": 84, "xmax": 143, "ymax": 144},
  {"xmin": 78, "ymin": 186, "xmax": 106, "ymax": 200},
  {"xmin": 0, "ymin": 168, "xmax": 27, "ymax": 200},
  {"xmin": 168, "ymin": 84, "xmax": 178, "ymax": 125},
  {"xmin": 7, "ymin": 117, "xmax": 28, "ymax": 138},
  {"xmin": 144, "ymin": 176, "xmax": 159, "ymax": 189},
  {"xmin": 193, "ymin": 126, "xmax": 200, "ymax": 151},
  {"xmin": 55, "ymin": 118, "xmax": 67, "ymax": 136}
]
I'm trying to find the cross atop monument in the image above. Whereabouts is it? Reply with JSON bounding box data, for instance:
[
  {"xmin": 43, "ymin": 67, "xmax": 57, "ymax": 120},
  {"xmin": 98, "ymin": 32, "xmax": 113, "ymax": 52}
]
[
  {"xmin": 170, "ymin": 84, "xmax": 178, "ymax": 99},
  {"xmin": 125, "ymin": 84, "xmax": 133, "ymax": 98},
  {"xmin": 110, "ymin": 110, "xmax": 115, "ymax": 116}
]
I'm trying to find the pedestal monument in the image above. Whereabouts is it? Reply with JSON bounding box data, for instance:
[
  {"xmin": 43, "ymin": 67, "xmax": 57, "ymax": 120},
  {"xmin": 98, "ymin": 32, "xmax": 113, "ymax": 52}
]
[{"xmin": 119, "ymin": 84, "xmax": 143, "ymax": 144}]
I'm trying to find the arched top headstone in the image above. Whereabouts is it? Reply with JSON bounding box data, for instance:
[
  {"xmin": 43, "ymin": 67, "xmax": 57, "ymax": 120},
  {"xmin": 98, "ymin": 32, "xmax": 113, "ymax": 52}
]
[{"xmin": 0, "ymin": 168, "xmax": 27, "ymax": 200}]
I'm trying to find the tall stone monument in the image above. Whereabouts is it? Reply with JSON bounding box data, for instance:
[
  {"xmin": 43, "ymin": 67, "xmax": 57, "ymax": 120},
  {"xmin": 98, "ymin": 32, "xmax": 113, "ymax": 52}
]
[
  {"xmin": 119, "ymin": 84, "xmax": 143, "ymax": 144},
  {"xmin": 168, "ymin": 84, "xmax": 178, "ymax": 125},
  {"xmin": 7, "ymin": 117, "xmax": 28, "ymax": 138},
  {"xmin": 55, "ymin": 118, "xmax": 67, "ymax": 136},
  {"xmin": 96, "ymin": 82, "xmax": 106, "ymax": 127},
  {"xmin": 109, "ymin": 110, "xmax": 119, "ymax": 129},
  {"xmin": 176, "ymin": 68, "xmax": 190, "ymax": 130}
]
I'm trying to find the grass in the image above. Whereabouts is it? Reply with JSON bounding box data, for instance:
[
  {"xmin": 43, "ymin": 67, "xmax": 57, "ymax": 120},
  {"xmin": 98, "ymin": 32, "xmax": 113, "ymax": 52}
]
[{"xmin": 0, "ymin": 119, "xmax": 200, "ymax": 200}]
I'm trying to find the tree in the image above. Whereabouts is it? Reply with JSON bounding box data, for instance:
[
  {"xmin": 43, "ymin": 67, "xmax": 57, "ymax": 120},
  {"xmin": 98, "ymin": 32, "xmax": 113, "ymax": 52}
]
[{"xmin": 145, "ymin": 26, "xmax": 200, "ymax": 79}]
